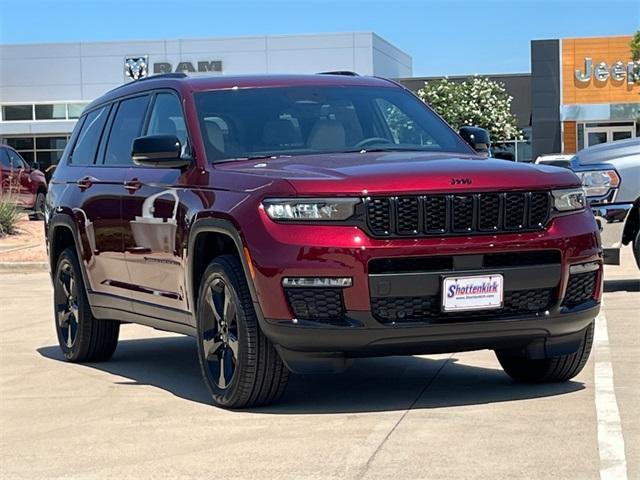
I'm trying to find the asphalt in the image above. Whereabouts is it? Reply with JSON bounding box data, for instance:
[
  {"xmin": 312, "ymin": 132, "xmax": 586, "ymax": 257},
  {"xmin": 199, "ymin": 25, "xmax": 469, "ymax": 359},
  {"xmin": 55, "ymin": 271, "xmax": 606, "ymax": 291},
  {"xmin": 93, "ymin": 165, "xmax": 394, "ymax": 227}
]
[{"xmin": 0, "ymin": 247, "xmax": 638, "ymax": 479}]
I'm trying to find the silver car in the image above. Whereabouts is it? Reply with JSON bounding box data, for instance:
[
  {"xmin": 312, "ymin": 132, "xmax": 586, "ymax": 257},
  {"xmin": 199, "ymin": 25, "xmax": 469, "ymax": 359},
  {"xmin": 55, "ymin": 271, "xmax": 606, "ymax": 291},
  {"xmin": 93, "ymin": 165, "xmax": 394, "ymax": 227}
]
[{"xmin": 571, "ymin": 137, "xmax": 640, "ymax": 267}]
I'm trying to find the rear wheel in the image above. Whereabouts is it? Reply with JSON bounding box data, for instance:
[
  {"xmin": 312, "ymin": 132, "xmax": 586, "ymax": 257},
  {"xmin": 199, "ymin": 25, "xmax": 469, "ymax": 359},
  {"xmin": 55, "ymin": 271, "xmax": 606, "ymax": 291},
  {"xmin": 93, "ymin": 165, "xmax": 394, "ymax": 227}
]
[
  {"xmin": 496, "ymin": 322, "xmax": 594, "ymax": 383},
  {"xmin": 196, "ymin": 255, "xmax": 289, "ymax": 408},
  {"xmin": 34, "ymin": 192, "xmax": 46, "ymax": 214},
  {"xmin": 53, "ymin": 248, "xmax": 119, "ymax": 362}
]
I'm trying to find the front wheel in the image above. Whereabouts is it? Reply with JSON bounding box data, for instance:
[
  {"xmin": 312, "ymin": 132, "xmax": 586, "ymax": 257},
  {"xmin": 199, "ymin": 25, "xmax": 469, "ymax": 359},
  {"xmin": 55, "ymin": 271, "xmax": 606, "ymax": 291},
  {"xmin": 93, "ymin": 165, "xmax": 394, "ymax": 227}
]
[
  {"xmin": 196, "ymin": 255, "xmax": 289, "ymax": 408},
  {"xmin": 496, "ymin": 322, "xmax": 594, "ymax": 383},
  {"xmin": 633, "ymin": 229, "xmax": 640, "ymax": 269}
]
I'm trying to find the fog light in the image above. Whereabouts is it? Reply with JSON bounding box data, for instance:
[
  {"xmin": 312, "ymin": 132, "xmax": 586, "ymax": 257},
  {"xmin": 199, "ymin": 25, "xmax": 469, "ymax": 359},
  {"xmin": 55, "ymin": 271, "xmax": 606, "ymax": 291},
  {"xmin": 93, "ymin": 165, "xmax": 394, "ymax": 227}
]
[
  {"xmin": 282, "ymin": 277, "xmax": 352, "ymax": 288},
  {"xmin": 569, "ymin": 261, "xmax": 600, "ymax": 274}
]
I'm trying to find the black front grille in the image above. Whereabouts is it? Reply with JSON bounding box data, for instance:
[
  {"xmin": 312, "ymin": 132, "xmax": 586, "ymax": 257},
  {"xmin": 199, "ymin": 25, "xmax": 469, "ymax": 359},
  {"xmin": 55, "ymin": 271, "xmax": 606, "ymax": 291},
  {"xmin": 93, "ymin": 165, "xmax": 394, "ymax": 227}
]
[
  {"xmin": 285, "ymin": 288, "xmax": 345, "ymax": 321},
  {"xmin": 562, "ymin": 272, "xmax": 597, "ymax": 308},
  {"xmin": 364, "ymin": 191, "xmax": 551, "ymax": 237},
  {"xmin": 371, "ymin": 288, "xmax": 554, "ymax": 324}
]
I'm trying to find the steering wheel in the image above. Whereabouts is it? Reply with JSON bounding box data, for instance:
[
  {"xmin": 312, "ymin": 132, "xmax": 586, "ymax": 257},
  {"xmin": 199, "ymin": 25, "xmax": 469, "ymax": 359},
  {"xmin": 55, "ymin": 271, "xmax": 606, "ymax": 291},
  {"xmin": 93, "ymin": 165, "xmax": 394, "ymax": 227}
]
[{"xmin": 354, "ymin": 137, "xmax": 394, "ymax": 149}]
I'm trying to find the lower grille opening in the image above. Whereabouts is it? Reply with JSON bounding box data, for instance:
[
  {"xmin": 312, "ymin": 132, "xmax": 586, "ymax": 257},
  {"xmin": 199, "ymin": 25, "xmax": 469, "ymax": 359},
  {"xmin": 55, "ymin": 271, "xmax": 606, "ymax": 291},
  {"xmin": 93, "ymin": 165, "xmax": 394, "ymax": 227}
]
[
  {"xmin": 562, "ymin": 271, "xmax": 597, "ymax": 308},
  {"xmin": 285, "ymin": 288, "xmax": 346, "ymax": 324},
  {"xmin": 371, "ymin": 288, "xmax": 555, "ymax": 324}
]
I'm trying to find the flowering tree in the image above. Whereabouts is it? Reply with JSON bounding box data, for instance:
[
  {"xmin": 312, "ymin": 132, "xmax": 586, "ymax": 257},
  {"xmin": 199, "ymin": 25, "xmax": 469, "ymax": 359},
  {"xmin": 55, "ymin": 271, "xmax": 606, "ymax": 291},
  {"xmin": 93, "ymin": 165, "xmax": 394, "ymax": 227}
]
[{"xmin": 416, "ymin": 76, "xmax": 522, "ymax": 142}]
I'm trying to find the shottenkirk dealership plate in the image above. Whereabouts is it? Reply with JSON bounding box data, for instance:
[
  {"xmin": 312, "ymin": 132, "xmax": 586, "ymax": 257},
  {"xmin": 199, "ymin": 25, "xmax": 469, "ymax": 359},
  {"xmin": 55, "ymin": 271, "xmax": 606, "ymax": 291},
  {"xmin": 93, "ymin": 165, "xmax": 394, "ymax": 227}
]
[{"xmin": 442, "ymin": 274, "xmax": 504, "ymax": 312}]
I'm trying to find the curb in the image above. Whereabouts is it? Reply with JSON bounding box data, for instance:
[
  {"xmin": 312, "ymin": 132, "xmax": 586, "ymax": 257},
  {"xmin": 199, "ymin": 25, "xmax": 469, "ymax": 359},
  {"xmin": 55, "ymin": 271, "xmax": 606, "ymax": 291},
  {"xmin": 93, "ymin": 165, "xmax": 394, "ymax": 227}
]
[{"xmin": 0, "ymin": 262, "xmax": 48, "ymax": 273}]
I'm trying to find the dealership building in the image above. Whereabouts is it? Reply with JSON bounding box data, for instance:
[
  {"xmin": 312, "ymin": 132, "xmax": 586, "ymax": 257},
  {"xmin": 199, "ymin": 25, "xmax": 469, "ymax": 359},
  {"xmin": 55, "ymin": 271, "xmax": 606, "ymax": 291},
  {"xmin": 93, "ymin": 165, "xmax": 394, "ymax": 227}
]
[{"xmin": 0, "ymin": 31, "xmax": 637, "ymax": 169}]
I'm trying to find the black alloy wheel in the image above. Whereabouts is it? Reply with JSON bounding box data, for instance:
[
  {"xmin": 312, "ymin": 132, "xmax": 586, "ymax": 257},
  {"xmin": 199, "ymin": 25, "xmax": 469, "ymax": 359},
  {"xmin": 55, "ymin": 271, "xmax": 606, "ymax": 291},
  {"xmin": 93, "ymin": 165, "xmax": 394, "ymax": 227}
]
[
  {"xmin": 55, "ymin": 259, "xmax": 79, "ymax": 349},
  {"xmin": 201, "ymin": 277, "xmax": 240, "ymax": 389}
]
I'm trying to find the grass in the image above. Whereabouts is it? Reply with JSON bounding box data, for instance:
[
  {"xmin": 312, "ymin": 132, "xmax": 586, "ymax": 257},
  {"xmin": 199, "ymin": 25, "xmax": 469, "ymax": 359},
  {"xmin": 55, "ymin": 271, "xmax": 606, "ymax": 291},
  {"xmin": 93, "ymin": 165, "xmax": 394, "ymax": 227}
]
[{"xmin": 0, "ymin": 195, "xmax": 20, "ymax": 237}]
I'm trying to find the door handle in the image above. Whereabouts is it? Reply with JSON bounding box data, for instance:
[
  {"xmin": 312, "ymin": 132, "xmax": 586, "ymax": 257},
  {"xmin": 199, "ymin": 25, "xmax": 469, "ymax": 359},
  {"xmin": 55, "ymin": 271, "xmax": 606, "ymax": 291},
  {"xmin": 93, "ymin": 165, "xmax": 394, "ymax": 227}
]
[
  {"xmin": 124, "ymin": 178, "xmax": 142, "ymax": 193},
  {"xmin": 77, "ymin": 176, "xmax": 96, "ymax": 190}
]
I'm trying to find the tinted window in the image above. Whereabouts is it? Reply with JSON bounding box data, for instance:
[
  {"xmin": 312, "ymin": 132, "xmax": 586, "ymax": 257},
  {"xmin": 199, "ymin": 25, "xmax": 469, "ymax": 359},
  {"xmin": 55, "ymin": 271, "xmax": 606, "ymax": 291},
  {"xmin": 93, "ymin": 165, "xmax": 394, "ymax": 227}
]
[
  {"xmin": 0, "ymin": 149, "xmax": 10, "ymax": 168},
  {"xmin": 104, "ymin": 95, "xmax": 149, "ymax": 166},
  {"xmin": 147, "ymin": 93, "xmax": 187, "ymax": 148},
  {"xmin": 35, "ymin": 104, "xmax": 66, "ymax": 120},
  {"xmin": 194, "ymin": 86, "xmax": 472, "ymax": 163},
  {"xmin": 2, "ymin": 105, "xmax": 33, "ymax": 121},
  {"xmin": 7, "ymin": 150, "xmax": 27, "ymax": 169},
  {"xmin": 71, "ymin": 107, "xmax": 109, "ymax": 165}
]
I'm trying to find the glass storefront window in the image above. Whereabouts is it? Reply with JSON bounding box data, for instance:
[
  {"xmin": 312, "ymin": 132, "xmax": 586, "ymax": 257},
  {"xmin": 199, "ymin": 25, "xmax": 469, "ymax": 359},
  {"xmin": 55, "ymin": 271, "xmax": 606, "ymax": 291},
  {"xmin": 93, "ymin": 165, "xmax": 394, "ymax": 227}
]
[
  {"xmin": 35, "ymin": 104, "xmax": 67, "ymax": 120},
  {"xmin": 5, "ymin": 137, "xmax": 34, "ymax": 150},
  {"xmin": 2, "ymin": 105, "xmax": 33, "ymax": 121},
  {"xmin": 36, "ymin": 137, "xmax": 67, "ymax": 150},
  {"xmin": 36, "ymin": 150, "xmax": 64, "ymax": 166},
  {"xmin": 67, "ymin": 103, "xmax": 87, "ymax": 119}
]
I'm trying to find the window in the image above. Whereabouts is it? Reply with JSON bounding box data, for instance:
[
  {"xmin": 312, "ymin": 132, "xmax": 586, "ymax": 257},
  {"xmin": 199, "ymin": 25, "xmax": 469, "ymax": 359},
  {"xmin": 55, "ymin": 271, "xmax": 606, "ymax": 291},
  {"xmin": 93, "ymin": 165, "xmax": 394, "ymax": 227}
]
[
  {"xmin": 1, "ymin": 135, "xmax": 69, "ymax": 170},
  {"xmin": 35, "ymin": 104, "xmax": 66, "ymax": 120},
  {"xmin": 7, "ymin": 149, "xmax": 27, "ymax": 169},
  {"xmin": 5, "ymin": 137, "xmax": 34, "ymax": 151},
  {"xmin": 104, "ymin": 96, "xmax": 149, "ymax": 166},
  {"xmin": 0, "ymin": 149, "xmax": 11, "ymax": 168},
  {"xmin": 67, "ymin": 103, "xmax": 87, "ymax": 119},
  {"xmin": 71, "ymin": 106, "xmax": 110, "ymax": 165},
  {"xmin": 195, "ymin": 86, "xmax": 471, "ymax": 163},
  {"xmin": 147, "ymin": 93, "xmax": 187, "ymax": 147},
  {"xmin": 2, "ymin": 105, "xmax": 33, "ymax": 121},
  {"xmin": 36, "ymin": 137, "xmax": 68, "ymax": 150}
]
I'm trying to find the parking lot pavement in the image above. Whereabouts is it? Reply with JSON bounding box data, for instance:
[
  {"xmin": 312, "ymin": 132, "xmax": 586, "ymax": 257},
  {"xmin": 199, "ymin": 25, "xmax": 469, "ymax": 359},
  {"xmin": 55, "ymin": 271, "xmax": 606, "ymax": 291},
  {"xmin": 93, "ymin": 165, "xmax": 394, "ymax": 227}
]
[{"xmin": 1, "ymin": 248, "xmax": 638, "ymax": 480}]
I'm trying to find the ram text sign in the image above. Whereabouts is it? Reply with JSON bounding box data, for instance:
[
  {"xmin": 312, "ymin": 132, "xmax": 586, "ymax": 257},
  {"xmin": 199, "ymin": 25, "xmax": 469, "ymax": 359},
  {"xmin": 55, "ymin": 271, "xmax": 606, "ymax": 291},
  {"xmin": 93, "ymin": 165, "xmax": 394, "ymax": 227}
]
[
  {"xmin": 124, "ymin": 57, "xmax": 223, "ymax": 80},
  {"xmin": 575, "ymin": 57, "xmax": 640, "ymax": 85}
]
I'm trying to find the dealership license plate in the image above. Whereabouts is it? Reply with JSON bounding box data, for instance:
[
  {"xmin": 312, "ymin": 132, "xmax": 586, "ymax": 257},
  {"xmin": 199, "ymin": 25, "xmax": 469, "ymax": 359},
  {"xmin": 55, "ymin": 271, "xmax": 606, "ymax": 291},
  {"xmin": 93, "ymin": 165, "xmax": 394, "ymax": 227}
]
[{"xmin": 442, "ymin": 274, "xmax": 504, "ymax": 312}]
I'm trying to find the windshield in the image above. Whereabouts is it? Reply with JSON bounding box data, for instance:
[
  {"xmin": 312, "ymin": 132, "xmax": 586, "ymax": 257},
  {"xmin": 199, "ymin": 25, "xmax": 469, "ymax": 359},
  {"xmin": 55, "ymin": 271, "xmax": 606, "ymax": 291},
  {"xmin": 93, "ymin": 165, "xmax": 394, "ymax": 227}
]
[{"xmin": 194, "ymin": 85, "xmax": 473, "ymax": 163}]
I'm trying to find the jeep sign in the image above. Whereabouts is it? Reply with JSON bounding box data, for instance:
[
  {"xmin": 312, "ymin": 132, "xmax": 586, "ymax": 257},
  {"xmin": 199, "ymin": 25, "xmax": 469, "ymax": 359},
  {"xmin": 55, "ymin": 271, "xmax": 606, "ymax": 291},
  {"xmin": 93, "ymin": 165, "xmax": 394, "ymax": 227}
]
[{"xmin": 575, "ymin": 57, "xmax": 640, "ymax": 84}]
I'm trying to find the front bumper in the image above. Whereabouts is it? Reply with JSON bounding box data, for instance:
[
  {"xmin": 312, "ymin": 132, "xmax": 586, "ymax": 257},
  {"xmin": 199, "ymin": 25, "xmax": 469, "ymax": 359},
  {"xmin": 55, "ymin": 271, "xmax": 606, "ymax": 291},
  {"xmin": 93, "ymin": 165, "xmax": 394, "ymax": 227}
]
[
  {"xmin": 261, "ymin": 304, "xmax": 599, "ymax": 372},
  {"xmin": 592, "ymin": 203, "xmax": 633, "ymax": 264}
]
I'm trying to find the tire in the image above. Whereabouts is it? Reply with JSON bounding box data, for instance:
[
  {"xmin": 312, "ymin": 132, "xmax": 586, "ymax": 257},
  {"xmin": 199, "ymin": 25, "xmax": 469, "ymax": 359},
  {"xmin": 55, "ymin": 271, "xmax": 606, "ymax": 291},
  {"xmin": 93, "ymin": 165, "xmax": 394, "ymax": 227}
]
[
  {"xmin": 633, "ymin": 229, "xmax": 640, "ymax": 270},
  {"xmin": 34, "ymin": 192, "xmax": 46, "ymax": 214},
  {"xmin": 53, "ymin": 248, "xmax": 119, "ymax": 362},
  {"xmin": 196, "ymin": 255, "xmax": 289, "ymax": 408},
  {"xmin": 496, "ymin": 322, "xmax": 594, "ymax": 383}
]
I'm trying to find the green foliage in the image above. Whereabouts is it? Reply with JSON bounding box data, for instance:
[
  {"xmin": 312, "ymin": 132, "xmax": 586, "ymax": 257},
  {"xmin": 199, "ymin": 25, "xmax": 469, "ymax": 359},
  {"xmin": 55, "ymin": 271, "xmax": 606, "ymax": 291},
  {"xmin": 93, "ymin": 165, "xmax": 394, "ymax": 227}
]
[
  {"xmin": 416, "ymin": 76, "xmax": 522, "ymax": 142},
  {"xmin": 631, "ymin": 30, "xmax": 640, "ymax": 61},
  {"xmin": 0, "ymin": 195, "xmax": 20, "ymax": 237}
]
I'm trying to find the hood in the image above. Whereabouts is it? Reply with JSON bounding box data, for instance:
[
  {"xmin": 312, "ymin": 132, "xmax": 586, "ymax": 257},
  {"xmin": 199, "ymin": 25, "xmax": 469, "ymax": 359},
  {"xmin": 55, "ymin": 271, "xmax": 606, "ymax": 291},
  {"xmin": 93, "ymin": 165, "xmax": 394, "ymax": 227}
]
[{"xmin": 215, "ymin": 151, "xmax": 581, "ymax": 195}]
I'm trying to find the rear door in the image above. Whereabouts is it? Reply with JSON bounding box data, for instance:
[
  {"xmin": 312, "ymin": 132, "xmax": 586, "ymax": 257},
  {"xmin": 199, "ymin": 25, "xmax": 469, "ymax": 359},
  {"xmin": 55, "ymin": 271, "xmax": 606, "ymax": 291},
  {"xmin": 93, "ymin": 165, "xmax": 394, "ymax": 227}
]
[{"xmin": 121, "ymin": 90, "xmax": 192, "ymax": 315}]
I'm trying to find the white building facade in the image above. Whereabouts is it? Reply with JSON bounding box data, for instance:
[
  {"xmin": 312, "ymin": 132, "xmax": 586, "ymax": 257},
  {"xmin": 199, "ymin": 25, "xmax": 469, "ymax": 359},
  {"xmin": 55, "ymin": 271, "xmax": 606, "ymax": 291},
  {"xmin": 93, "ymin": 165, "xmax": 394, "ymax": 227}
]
[{"xmin": 0, "ymin": 32, "xmax": 412, "ymax": 169}]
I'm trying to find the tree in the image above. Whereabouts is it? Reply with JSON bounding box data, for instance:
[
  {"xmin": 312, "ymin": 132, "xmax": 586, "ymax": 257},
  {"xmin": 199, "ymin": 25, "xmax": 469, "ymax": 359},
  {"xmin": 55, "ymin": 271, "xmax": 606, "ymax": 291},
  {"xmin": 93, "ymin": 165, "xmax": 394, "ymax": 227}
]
[
  {"xmin": 631, "ymin": 30, "xmax": 640, "ymax": 61},
  {"xmin": 416, "ymin": 76, "xmax": 522, "ymax": 142}
]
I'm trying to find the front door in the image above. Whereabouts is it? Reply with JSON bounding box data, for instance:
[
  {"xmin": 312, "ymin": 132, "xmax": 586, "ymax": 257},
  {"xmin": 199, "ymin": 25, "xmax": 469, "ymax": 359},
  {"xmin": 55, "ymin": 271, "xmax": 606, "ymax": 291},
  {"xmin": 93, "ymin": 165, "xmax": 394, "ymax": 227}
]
[
  {"xmin": 122, "ymin": 91, "xmax": 191, "ymax": 314},
  {"xmin": 6, "ymin": 149, "xmax": 33, "ymax": 207}
]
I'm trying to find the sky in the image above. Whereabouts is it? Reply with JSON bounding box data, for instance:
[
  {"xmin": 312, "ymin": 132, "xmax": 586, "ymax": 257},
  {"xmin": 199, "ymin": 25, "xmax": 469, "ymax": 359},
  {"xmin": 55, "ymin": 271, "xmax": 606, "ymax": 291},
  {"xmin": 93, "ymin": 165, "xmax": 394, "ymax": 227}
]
[{"xmin": 0, "ymin": 0, "xmax": 638, "ymax": 76}]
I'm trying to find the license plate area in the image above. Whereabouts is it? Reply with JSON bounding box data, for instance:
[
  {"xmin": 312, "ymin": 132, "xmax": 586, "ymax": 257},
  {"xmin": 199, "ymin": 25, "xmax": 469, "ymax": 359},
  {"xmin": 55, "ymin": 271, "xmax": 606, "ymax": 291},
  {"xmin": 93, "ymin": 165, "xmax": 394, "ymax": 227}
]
[{"xmin": 442, "ymin": 274, "xmax": 504, "ymax": 312}]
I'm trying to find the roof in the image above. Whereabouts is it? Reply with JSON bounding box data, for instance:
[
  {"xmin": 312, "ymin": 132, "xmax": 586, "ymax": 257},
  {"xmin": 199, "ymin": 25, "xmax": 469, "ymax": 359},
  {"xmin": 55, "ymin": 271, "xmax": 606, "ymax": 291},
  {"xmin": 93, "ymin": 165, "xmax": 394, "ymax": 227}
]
[
  {"xmin": 85, "ymin": 73, "xmax": 397, "ymax": 112},
  {"xmin": 575, "ymin": 137, "xmax": 640, "ymax": 165}
]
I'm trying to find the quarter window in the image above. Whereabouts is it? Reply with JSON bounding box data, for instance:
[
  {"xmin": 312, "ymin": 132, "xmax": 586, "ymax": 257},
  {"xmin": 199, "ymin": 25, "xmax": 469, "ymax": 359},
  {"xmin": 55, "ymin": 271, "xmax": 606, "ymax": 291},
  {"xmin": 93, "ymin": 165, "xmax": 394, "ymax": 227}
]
[
  {"xmin": 71, "ymin": 106, "xmax": 110, "ymax": 165},
  {"xmin": 104, "ymin": 96, "xmax": 149, "ymax": 166}
]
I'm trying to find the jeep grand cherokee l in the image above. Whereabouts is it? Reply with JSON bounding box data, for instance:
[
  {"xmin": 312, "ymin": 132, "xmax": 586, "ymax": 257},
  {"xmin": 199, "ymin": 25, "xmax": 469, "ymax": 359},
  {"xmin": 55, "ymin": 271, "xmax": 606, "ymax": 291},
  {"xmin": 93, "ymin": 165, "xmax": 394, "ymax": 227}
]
[{"xmin": 45, "ymin": 73, "xmax": 601, "ymax": 408}]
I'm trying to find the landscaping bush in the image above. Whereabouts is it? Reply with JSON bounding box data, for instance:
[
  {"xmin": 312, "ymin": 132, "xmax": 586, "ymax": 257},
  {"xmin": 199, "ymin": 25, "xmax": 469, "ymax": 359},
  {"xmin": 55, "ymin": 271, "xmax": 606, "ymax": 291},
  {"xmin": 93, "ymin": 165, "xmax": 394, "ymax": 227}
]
[{"xmin": 0, "ymin": 195, "xmax": 20, "ymax": 237}]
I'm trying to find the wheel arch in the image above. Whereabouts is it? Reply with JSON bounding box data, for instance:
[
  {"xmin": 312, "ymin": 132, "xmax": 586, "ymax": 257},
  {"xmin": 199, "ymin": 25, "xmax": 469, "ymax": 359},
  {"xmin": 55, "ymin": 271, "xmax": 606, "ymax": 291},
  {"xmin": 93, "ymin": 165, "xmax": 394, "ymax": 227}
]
[
  {"xmin": 622, "ymin": 197, "xmax": 640, "ymax": 245},
  {"xmin": 48, "ymin": 214, "xmax": 91, "ymax": 291},
  {"xmin": 187, "ymin": 218, "xmax": 262, "ymax": 319}
]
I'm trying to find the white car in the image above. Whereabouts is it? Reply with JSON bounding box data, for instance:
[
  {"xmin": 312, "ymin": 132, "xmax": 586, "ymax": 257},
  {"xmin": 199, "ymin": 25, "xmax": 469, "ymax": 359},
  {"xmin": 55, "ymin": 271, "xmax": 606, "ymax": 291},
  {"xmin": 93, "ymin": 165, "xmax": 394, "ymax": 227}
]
[{"xmin": 534, "ymin": 154, "xmax": 574, "ymax": 168}]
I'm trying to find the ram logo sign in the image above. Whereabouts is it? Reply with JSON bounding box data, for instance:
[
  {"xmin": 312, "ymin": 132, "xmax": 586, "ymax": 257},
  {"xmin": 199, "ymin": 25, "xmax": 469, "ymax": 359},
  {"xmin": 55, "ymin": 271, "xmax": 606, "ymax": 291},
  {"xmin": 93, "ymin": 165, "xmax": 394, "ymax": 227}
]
[{"xmin": 124, "ymin": 56, "xmax": 149, "ymax": 80}]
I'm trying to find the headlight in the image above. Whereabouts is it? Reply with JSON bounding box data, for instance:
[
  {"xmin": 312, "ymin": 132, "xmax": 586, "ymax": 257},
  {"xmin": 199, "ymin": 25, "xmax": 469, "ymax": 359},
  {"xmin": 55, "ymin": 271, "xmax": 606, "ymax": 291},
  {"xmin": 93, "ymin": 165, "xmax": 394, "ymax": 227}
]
[
  {"xmin": 577, "ymin": 170, "xmax": 619, "ymax": 197},
  {"xmin": 551, "ymin": 188, "xmax": 586, "ymax": 212},
  {"xmin": 263, "ymin": 198, "xmax": 359, "ymax": 221}
]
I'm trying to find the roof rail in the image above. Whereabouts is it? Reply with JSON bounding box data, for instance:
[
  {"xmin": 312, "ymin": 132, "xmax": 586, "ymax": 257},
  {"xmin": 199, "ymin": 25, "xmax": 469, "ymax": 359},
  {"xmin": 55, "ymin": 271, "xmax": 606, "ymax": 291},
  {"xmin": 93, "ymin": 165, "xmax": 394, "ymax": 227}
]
[
  {"xmin": 137, "ymin": 72, "xmax": 188, "ymax": 82},
  {"xmin": 317, "ymin": 71, "xmax": 360, "ymax": 76}
]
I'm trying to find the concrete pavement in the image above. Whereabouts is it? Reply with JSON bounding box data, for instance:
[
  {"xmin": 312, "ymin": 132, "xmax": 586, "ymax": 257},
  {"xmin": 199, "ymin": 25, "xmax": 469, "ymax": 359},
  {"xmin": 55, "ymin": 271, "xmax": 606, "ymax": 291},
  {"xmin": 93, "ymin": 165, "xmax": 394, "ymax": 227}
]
[{"xmin": 0, "ymin": 247, "xmax": 638, "ymax": 479}]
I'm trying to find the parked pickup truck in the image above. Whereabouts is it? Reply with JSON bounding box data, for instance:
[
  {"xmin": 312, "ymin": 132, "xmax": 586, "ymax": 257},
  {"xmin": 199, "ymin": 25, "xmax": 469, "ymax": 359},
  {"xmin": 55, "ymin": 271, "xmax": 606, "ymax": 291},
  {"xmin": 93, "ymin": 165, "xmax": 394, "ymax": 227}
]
[
  {"xmin": 46, "ymin": 72, "xmax": 601, "ymax": 408},
  {"xmin": 570, "ymin": 138, "xmax": 640, "ymax": 267},
  {"xmin": 0, "ymin": 144, "xmax": 47, "ymax": 212}
]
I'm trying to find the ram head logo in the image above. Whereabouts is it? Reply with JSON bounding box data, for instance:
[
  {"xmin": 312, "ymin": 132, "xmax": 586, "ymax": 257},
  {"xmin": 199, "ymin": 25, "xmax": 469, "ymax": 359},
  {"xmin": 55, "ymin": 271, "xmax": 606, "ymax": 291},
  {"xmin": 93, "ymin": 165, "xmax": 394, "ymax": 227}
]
[{"xmin": 124, "ymin": 56, "xmax": 148, "ymax": 80}]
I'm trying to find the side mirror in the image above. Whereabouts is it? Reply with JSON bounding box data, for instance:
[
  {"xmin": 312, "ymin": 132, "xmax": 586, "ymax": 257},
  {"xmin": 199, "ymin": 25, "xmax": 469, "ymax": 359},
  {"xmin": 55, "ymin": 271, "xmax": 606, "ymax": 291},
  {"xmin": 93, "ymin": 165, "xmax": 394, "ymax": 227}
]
[
  {"xmin": 131, "ymin": 135, "xmax": 190, "ymax": 168},
  {"xmin": 459, "ymin": 126, "xmax": 491, "ymax": 156}
]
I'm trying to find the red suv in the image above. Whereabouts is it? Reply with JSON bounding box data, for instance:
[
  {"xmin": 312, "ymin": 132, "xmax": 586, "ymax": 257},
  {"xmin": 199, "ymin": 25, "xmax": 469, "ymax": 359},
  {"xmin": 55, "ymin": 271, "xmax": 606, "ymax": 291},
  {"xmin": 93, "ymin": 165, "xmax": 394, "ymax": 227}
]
[
  {"xmin": 45, "ymin": 73, "xmax": 602, "ymax": 408},
  {"xmin": 0, "ymin": 145, "xmax": 47, "ymax": 212}
]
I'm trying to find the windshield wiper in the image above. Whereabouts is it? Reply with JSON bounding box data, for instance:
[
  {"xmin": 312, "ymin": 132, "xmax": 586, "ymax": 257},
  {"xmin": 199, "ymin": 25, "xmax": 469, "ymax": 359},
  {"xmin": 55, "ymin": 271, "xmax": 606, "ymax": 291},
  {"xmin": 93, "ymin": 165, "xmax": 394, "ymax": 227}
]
[
  {"xmin": 343, "ymin": 146, "xmax": 434, "ymax": 154},
  {"xmin": 214, "ymin": 154, "xmax": 290, "ymax": 164}
]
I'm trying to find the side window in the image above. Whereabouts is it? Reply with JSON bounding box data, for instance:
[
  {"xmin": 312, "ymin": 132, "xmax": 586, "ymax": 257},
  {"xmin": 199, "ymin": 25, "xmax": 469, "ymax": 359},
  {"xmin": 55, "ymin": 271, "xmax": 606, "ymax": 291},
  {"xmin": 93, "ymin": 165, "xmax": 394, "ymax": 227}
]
[
  {"xmin": 7, "ymin": 150, "xmax": 27, "ymax": 169},
  {"xmin": 146, "ymin": 93, "xmax": 187, "ymax": 148},
  {"xmin": 104, "ymin": 95, "xmax": 149, "ymax": 166},
  {"xmin": 0, "ymin": 149, "xmax": 11, "ymax": 168},
  {"xmin": 71, "ymin": 106, "xmax": 110, "ymax": 165}
]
